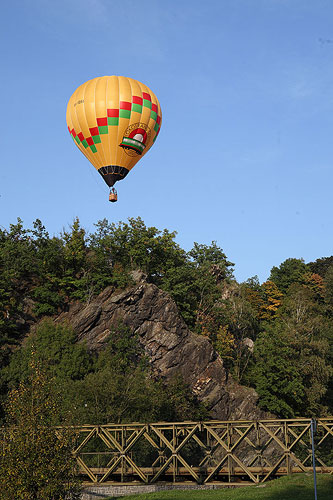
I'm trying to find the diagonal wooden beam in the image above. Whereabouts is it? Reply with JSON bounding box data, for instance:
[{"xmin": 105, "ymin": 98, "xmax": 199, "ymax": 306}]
[
  {"xmin": 143, "ymin": 431, "xmax": 161, "ymax": 450},
  {"xmin": 100, "ymin": 427, "xmax": 123, "ymax": 452},
  {"xmin": 262, "ymin": 454, "xmax": 286, "ymax": 483},
  {"xmin": 204, "ymin": 453, "xmax": 229, "ymax": 483},
  {"xmin": 150, "ymin": 455, "xmax": 174, "ymax": 483},
  {"xmin": 251, "ymin": 426, "xmax": 282, "ymax": 468},
  {"xmin": 124, "ymin": 454, "xmax": 148, "ymax": 483},
  {"xmin": 260, "ymin": 423, "xmax": 286, "ymax": 451},
  {"xmin": 302, "ymin": 453, "xmax": 326, "ymax": 467},
  {"xmin": 286, "ymin": 452, "xmax": 308, "ymax": 472},
  {"xmin": 150, "ymin": 425, "xmax": 175, "ymax": 453},
  {"xmin": 316, "ymin": 420, "xmax": 333, "ymax": 447},
  {"xmin": 230, "ymin": 423, "xmax": 255, "ymax": 453},
  {"xmin": 203, "ymin": 425, "xmax": 229, "ymax": 452},
  {"xmin": 191, "ymin": 432, "xmax": 209, "ymax": 451},
  {"xmin": 318, "ymin": 420, "xmax": 333, "ymax": 435},
  {"xmin": 234, "ymin": 425, "xmax": 256, "ymax": 450},
  {"xmin": 257, "ymin": 426, "xmax": 281, "ymax": 452},
  {"xmin": 230, "ymin": 453, "xmax": 258, "ymax": 483},
  {"xmin": 176, "ymin": 454, "xmax": 200, "ymax": 482},
  {"xmin": 288, "ymin": 427, "xmax": 309, "ymax": 449},
  {"xmin": 75, "ymin": 455, "xmax": 98, "ymax": 483},
  {"xmin": 261, "ymin": 423, "xmax": 308, "ymax": 474},
  {"xmin": 106, "ymin": 454, "xmax": 120, "ymax": 468},
  {"xmin": 175, "ymin": 424, "xmax": 199, "ymax": 453},
  {"xmin": 288, "ymin": 424, "xmax": 311, "ymax": 451},
  {"xmin": 248, "ymin": 453, "xmax": 272, "ymax": 467},
  {"xmin": 206, "ymin": 426, "xmax": 228, "ymax": 443},
  {"xmin": 198, "ymin": 427, "xmax": 228, "ymax": 466},
  {"xmin": 73, "ymin": 428, "xmax": 97, "ymax": 454},
  {"xmin": 99, "ymin": 455, "xmax": 123, "ymax": 483},
  {"xmin": 123, "ymin": 425, "xmax": 149, "ymax": 454}
]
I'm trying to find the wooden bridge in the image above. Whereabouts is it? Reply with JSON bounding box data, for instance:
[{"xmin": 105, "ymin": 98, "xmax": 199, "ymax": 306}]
[{"xmin": 68, "ymin": 418, "xmax": 333, "ymax": 485}]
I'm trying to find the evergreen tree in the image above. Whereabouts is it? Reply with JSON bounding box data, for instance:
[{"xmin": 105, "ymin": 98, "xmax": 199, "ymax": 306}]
[{"xmin": 269, "ymin": 258, "xmax": 308, "ymax": 294}]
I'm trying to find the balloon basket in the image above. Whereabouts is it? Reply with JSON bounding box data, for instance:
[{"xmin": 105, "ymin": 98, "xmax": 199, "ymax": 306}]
[{"xmin": 109, "ymin": 192, "xmax": 118, "ymax": 202}]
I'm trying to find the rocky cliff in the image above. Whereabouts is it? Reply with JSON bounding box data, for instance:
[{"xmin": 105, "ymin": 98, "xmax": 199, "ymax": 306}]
[{"xmin": 56, "ymin": 272, "xmax": 268, "ymax": 421}]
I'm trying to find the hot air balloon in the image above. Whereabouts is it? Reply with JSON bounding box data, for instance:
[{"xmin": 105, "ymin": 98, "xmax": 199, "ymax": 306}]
[{"xmin": 66, "ymin": 76, "xmax": 162, "ymax": 202}]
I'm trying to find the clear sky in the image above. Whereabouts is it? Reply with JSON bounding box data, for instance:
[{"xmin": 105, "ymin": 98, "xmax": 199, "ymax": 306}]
[{"xmin": 1, "ymin": 0, "xmax": 332, "ymax": 282}]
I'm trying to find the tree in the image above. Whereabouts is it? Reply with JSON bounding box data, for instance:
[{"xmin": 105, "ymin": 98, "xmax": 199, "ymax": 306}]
[
  {"xmin": 0, "ymin": 321, "xmax": 92, "ymax": 425},
  {"xmin": 225, "ymin": 285, "xmax": 259, "ymax": 382},
  {"xmin": 242, "ymin": 276, "xmax": 264, "ymax": 318},
  {"xmin": 0, "ymin": 355, "xmax": 80, "ymax": 500},
  {"xmin": 253, "ymin": 285, "xmax": 333, "ymax": 417},
  {"xmin": 307, "ymin": 256, "xmax": 333, "ymax": 278},
  {"xmin": 30, "ymin": 220, "xmax": 66, "ymax": 317},
  {"xmin": 162, "ymin": 260, "xmax": 220, "ymax": 327},
  {"xmin": 2, "ymin": 320, "xmax": 92, "ymax": 391},
  {"xmin": 62, "ymin": 217, "xmax": 86, "ymax": 276},
  {"xmin": 253, "ymin": 325, "xmax": 305, "ymax": 417},
  {"xmin": 66, "ymin": 367, "xmax": 208, "ymax": 425},
  {"xmin": 89, "ymin": 217, "xmax": 186, "ymax": 282},
  {"xmin": 0, "ymin": 219, "xmax": 37, "ymax": 349},
  {"xmin": 269, "ymin": 258, "xmax": 308, "ymax": 294},
  {"xmin": 324, "ymin": 264, "xmax": 333, "ymax": 309},
  {"xmin": 258, "ymin": 280, "xmax": 283, "ymax": 320},
  {"xmin": 304, "ymin": 273, "xmax": 325, "ymax": 302},
  {"xmin": 62, "ymin": 322, "xmax": 208, "ymax": 425},
  {"xmin": 189, "ymin": 241, "xmax": 234, "ymax": 280},
  {"xmin": 279, "ymin": 284, "xmax": 333, "ymax": 414}
]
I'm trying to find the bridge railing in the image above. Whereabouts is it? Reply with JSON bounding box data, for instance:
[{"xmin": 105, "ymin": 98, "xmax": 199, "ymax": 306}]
[{"xmin": 65, "ymin": 417, "xmax": 333, "ymax": 484}]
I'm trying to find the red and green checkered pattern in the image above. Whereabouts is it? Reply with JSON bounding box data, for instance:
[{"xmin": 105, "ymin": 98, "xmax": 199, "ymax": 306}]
[{"xmin": 68, "ymin": 92, "xmax": 161, "ymax": 154}]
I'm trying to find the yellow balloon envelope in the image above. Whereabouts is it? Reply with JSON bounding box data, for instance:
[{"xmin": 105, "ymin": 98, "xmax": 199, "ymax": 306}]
[{"xmin": 66, "ymin": 76, "xmax": 162, "ymax": 189}]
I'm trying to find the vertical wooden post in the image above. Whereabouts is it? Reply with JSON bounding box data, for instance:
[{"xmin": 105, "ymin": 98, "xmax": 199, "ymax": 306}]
[
  {"xmin": 173, "ymin": 424, "xmax": 177, "ymax": 483},
  {"xmin": 256, "ymin": 420, "xmax": 260, "ymax": 482},
  {"xmin": 285, "ymin": 421, "xmax": 291, "ymax": 475},
  {"xmin": 121, "ymin": 427, "xmax": 125, "ymax": 482},
  {"xmin": 227, "ymin": 423, "xmax": 231, "ymax": 483}
]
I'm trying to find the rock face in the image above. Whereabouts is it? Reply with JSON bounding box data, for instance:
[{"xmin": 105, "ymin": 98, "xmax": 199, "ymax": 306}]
[{"xmin": 56, "ymin": 273, "xmax": 267, "ymax": 421}]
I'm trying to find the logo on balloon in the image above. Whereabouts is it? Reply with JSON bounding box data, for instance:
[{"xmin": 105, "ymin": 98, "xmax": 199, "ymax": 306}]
[{"xmin": 120, "ymin": 123, "xmax": 151, "ymax": 157}]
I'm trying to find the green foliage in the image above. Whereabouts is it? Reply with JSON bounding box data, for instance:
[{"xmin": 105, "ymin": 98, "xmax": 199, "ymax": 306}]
[
  {"xmin": 1, "ymin": 320, "xmax": 207, "ymax": 427},
  {"xmin": 1, "ymin": 211, "xmax": 333, "ymax": 500},
  {"xmin": 89, "ymin": 217, "xmax": 186, "ymax": 282},
  {"xmin": 0, "ymin": 220, "xmax": 35, "ymax": 349},
  {"xmin": 65, "ymin": 366, "xmax": 152, "ymax": 424},
  {"xmin": 253, "ymin": 285, "xmax": 333, "ymax": 417},
  {"xmin": 0, "ymin": 216, "xmax": 234, "ymax": 339},
  {"xmin": 0, "ymin": 216, "xmax": 332, "ymax": 422},
  {"xmin": 94, "ymin": 321, "xmax": 145, "ymax": 373},
  {"xmin": 269, "ymin": 258, "xmax": 308, "ymax": 294},
  {"xmin": 0, "ymin": 356, "xmax": 81, "ymax": 500},
  {"xmin": 308, "ymin": 256, "xmax": 333, "ymax": 278},
  {"xmin": 61, "ymin": 323, "xmax": 208, "ymax": 425},
  {"xmin": 161, "ymin": 241, "xmax": 234, "ymax": 328},
  {"xmin": 161, "ymin": 263, "xmax": 203, "ymax": 326},
  {"xmin": 189, "ymin": 241, "xmax": 234, "ymax": 277},
  {"xmin": 324, "ymin": 264, "xmax": 333, "ymax": 309},
  {"xmin": 2, "ymin": 320, "xmax": 92, "ymax": 390},
  {"xmin": 253, "ymin": 325, "xmax": 306, "ymax": 417},
  {"xmin": 65, "ymin": 369, "xmax": 208, "ymax": 425}
]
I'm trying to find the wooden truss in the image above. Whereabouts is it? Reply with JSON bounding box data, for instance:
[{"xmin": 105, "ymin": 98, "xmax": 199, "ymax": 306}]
[{"xmin": 67, "ymin": 418, "xmax": 333, "ymax": 484}]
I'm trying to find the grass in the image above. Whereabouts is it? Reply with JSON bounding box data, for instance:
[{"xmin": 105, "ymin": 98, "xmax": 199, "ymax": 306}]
[{"xmin": 105, "ymin": 473, "xmax": 333, "ymax": 500}]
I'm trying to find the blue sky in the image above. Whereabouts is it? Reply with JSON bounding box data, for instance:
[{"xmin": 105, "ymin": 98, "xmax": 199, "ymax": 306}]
[{"xmin": 1, "ymin": 0, "xmax": 333, "ymax": 282}]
